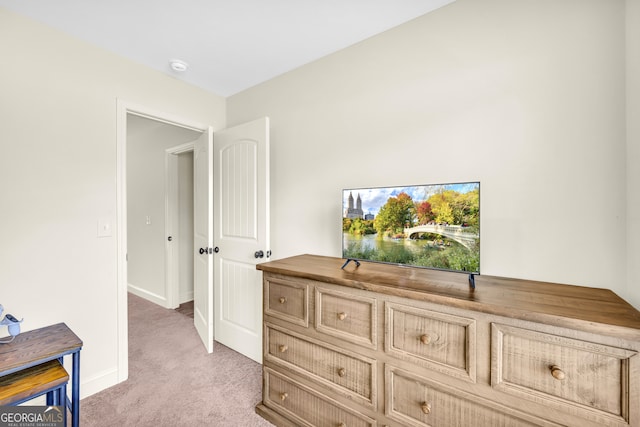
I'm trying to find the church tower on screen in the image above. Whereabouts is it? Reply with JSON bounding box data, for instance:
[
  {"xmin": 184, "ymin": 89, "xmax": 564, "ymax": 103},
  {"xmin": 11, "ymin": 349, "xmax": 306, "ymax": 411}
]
[{"xmin": 345, "ymin": 192, "xmax": 364, "ymax": 219}]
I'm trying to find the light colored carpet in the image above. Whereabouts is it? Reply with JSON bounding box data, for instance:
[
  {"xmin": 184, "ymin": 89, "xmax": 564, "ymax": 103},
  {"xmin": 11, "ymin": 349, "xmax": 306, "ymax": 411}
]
[
  {"xmin": 80, "ymin": 293, "xmax": 273, "ymax": 426},
  {"xmin": 175, "ymin": 300, "xmax": 194, "ymax": 318}
]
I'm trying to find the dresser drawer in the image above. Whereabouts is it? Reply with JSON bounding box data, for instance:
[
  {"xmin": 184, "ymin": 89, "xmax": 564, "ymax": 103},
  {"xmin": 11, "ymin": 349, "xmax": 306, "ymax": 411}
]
[
  {"xmin": 265, "ymin": 324, "xmax": 376, "ymax": 407},
  {"xmin": 264, "ymin": 368, "xmax": 377, "ymax": 427},
  {"xmin": 385, "ymin": 302, "xmax": 476, "ymax": 382},
  {"xmin": 264, "ymin": 275, "xmax": 309, "ymax": 327},
  {"xmin": 386, "ymin": 365, "xmax": 562, "ymax": 427},
  {"xmin": 492, "ymin": 323, "xmax": 637, "ymax": 426},
  {"xmin": 315, "ymin": 287, "xmax": 377, "ymax": 348}
]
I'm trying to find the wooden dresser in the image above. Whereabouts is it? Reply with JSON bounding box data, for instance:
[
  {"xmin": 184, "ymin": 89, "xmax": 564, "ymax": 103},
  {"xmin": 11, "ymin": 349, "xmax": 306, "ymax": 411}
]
[{"xmin": 255, "ymin": 254, "xmax": 640, "ymax": 427}]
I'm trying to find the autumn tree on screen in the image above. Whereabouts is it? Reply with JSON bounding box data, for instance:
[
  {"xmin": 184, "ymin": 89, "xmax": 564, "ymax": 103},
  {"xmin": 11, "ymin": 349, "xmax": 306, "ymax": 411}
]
[{"xmin": 374, "ymin": 192, "xmax": 415, "ymax": 236}]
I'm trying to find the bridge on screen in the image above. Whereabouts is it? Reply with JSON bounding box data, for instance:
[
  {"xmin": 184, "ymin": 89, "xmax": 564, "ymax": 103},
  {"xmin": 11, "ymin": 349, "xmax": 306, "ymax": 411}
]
[{"xmin": 403, "ymin": 224, "xmax": 479, "ymax": 249}]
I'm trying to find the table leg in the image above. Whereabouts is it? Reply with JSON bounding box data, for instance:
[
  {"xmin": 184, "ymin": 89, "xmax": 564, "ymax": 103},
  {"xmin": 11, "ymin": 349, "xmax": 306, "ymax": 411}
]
[
  {"xmin": 71, "ymin": 351, "xmax": 80, "ymax": 427},
  {"xmin": 62, "ymin": 384, "xmax": 67, "ymax": 427}
]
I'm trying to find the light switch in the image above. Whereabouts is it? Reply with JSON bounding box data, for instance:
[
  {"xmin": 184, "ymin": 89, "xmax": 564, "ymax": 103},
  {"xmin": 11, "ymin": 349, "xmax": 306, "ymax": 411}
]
[
  {"xmin": 145, "ymin": 215, "xmax": 151, "ymax": 225},
  {"xmin": 98, "ymin": 219, "xmax": 112, "ymax": 237}
]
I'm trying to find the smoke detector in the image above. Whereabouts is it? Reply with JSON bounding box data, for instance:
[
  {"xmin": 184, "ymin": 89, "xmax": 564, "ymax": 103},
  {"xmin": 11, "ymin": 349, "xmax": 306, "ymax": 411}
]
[{"xmin": 169, "ymin": 59, "xmax": 189, "ymax": 72}]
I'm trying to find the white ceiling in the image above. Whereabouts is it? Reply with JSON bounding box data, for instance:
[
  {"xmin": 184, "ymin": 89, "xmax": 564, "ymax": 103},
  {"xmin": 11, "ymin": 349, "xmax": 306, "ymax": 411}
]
[{"xmin": 0, "ymin": 0, "xmax": 454, "ymax": 96}]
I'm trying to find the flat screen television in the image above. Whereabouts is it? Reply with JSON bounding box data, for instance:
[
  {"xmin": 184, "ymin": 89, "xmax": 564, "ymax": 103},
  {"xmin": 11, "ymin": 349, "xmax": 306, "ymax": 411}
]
[{"xmin": 342, "ymin": 182, "xmax": 480, "ymax": 274}]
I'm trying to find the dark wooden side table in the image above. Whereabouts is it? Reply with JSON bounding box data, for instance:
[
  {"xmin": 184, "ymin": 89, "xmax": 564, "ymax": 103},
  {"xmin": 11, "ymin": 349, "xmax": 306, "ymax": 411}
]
[{"xmin": 0, "ymin": 323, "xmax": 83, "ymax": 427}]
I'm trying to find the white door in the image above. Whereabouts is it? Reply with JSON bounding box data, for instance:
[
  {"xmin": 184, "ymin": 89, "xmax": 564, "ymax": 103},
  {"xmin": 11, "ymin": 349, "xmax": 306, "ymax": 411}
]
[
  {"xmin": 193, "ymin": 128, "xmax": 214, "ymax": 353},
  {"xmin": 213, "ymin": 117, "xmax": 270, "ymax": 363}
]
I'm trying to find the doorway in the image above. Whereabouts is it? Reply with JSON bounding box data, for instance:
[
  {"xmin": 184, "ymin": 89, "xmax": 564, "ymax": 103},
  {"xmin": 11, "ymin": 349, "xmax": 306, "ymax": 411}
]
[
  {"xmin": 165, "ymin": 142, "xmax": 197, "ymax": 310},
  {"xmin": 126, "ymin": 114, "xmax": 201, "ymax": 308},
  {"xmin": 116, "ymin": 101, "xmax": 209, "ymax": 382},
  {"xmin": 176, "ymin": 151, "xmax": 194, "ymax": 308},
  {"xmin": 117, "ymin": 102, "xmax": 270, "ymax": 380}
]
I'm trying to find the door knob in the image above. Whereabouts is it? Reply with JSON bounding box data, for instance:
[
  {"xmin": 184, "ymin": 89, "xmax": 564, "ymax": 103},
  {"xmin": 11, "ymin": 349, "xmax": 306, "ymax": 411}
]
[
  {"xmin": 254, "ymin": 250, "xmax": 264, "ymax": 258},
  {"xmin": 199, "ymin": 248, "xmax": 207, "ymax": 255}
]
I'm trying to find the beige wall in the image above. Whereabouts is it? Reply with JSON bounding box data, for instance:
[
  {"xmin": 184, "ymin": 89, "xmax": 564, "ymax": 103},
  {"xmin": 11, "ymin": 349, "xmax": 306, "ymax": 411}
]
[
  {"xmin": 0, "ymin": 8, "xmax": 225, "ymax": 396},
  {"xmin": 228, "ymin": 0, "xmax": 638, "ymax": 307},
  {"xmin": 627, "ymin": 0, "xmax": 640, "ymax": 309}
]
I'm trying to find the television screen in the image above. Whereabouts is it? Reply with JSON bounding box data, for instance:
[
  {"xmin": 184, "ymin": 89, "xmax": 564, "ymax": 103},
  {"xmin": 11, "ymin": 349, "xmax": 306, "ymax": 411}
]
[{"xmin": 342, "ymin": 182, "xmax": 480, "ymax": 274}]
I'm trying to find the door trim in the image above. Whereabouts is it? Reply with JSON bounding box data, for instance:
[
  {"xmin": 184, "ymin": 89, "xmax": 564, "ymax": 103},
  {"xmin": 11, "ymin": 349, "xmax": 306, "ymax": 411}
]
[{"xmin": 116, "ymin": 99, "xmax": 208, "ymax": 383}]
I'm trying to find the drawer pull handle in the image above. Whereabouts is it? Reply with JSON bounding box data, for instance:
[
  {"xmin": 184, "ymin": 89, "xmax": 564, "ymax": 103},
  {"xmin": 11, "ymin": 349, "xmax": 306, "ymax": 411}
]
[
  {"xmin": 279, "ymin": 297, "xmax": 287, "ymax": 304},
  {"xmin": 278, "ymin": 345, "xmax": 288, "ymax": 353},
  {"xmin": 337, "ymin": 368, "xmax": 346, "ymax": 377},
  {"xmin": 550, "ymin": 365, "xmax": 566, "ymax": 380},
  {"xmin": 421, "ymin": 402, "xmax": 431, "ymax": 414},
  {"xmin": 280, "ymin": 392, "xmax": 288, "ymax": 401},
  {"xmin": 337, "ymin": 312, "xmax": 348, "ymax": 321},
  {"xmin": 420, "ymin": 334, "xmax": 432, "ymax": 345}
]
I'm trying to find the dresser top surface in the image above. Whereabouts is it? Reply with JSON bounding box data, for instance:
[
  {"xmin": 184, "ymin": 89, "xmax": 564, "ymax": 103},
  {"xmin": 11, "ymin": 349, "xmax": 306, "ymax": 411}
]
[{"xmin": 258, "ymin": 254, "xmax": 640, "ymax": 337}]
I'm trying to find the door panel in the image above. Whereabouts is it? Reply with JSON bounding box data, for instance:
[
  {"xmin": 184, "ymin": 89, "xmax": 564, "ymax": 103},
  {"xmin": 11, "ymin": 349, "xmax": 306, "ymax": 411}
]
[
  {"xmin": 193, "ymin": 128, "xmax": 214, "ymax": 353},
  {"xmin": 214, "ymin": 117, "xmax": 269, "ymax": 363}
]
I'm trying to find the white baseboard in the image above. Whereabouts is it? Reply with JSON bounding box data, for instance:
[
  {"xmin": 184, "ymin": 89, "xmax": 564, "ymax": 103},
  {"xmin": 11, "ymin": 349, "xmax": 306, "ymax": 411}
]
[
  {"xmin": 127, "ymin": 283, "xmax": 169, "ymax": 308},
  {"xmin": 80, "ymin": 366, "xmax": 120, "ymax": 399}
]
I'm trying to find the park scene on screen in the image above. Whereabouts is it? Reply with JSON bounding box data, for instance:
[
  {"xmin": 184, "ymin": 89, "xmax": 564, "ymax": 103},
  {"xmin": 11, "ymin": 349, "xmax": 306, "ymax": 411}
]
[{"xmin": 342, "ymin": 182, "xmax": 480, "ymax": 274}]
